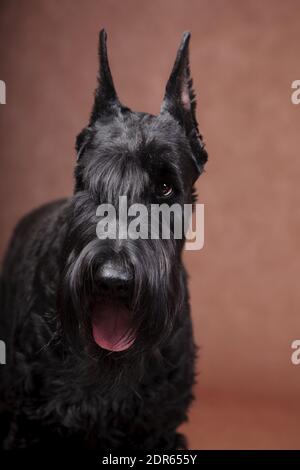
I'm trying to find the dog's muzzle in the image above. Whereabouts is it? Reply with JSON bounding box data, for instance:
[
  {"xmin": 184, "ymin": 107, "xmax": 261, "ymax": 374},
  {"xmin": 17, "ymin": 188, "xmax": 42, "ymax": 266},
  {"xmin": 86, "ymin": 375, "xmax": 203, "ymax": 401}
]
[{"xmin": 91, "ymin": 260, "xmax": 135, "ymax": 352}]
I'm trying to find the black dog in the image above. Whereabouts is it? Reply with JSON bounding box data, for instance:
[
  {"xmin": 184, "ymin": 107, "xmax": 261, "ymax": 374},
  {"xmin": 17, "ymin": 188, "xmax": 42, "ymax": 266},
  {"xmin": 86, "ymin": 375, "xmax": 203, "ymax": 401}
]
[{"xmin": 0, "ymin": 30, "xmax": 207, "ymax": 450}]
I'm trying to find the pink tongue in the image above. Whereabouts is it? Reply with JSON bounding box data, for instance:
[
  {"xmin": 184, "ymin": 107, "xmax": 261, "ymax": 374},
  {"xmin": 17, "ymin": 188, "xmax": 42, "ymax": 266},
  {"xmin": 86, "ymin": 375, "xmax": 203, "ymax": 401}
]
[{"xmin": 91, "ymin": 301, "xmax": 134, "ymax": 352}]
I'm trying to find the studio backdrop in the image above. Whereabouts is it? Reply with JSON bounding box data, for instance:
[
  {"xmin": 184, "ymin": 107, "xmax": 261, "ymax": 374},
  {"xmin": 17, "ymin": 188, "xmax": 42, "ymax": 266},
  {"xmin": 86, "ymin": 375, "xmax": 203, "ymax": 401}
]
[{"xmin": 0, "ymin": 0, "xmax": 300, "ymax": 450}]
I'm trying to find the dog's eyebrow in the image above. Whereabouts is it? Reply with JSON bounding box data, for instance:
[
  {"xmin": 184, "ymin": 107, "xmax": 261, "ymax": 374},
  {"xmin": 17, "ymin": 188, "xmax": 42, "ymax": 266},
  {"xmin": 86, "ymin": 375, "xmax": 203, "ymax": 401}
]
[{"xmin": 146, "ymin": 156, "xmax": 184, "ymax": 192}]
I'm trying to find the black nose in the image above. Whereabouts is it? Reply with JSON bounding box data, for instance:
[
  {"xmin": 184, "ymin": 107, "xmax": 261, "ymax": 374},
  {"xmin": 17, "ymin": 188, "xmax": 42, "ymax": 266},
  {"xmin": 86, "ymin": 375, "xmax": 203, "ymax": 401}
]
[{"xmin": 98, "ymin": 260, "xmax": 133, "ymax": 291}]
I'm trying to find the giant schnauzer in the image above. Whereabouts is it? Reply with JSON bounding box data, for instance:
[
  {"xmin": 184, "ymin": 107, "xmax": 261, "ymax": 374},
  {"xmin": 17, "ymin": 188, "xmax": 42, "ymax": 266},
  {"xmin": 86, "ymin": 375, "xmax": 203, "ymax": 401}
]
[{"xmin": 0, "ymin": 29, "xmax": 208, "ymax": 450}]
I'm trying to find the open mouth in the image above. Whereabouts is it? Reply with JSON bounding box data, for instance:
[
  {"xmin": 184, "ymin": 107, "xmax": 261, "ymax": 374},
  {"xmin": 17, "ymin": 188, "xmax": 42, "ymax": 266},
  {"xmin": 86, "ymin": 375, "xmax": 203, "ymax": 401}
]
[
  {"xmin": 91, "ymin": 298, "xmax": 135, "ymax": 352},
  {"xmin": 90, "ymin": 260, "xmax": 135, "ymax": 352}
]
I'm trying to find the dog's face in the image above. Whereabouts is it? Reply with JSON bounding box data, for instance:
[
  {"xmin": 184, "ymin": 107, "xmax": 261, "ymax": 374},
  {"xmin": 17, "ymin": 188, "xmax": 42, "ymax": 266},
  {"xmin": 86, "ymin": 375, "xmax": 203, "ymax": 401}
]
[{"xmin": 59, "ymin": 31, "xmax": 207, "ymax": 368}]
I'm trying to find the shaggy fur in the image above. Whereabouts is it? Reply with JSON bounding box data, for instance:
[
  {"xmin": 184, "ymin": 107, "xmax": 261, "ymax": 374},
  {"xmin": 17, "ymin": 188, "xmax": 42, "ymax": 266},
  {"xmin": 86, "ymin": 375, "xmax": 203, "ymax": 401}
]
[{"xmin": 0, "ymin": 30, "xmax": 207, "ymax": 450}]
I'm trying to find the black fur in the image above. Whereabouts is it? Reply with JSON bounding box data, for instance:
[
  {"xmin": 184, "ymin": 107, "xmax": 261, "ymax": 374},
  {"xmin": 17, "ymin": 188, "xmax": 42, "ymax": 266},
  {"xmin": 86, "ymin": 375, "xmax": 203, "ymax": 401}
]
[{"xmin": 0, "ymin": 30, "xmax": 207, "ymax": 450}]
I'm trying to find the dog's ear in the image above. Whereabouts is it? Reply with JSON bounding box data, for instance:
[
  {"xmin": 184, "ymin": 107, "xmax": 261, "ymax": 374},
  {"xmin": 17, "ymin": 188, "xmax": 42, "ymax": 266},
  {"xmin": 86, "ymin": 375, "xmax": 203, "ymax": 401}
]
[
  {"xmin": 90, "ymin": 29, "xmax": 122, "ymax": 123},
  {"xmin": 161, "ymin": 32, "xmax": 207, "ymax": 175},
  {"xmin": 75, "ymin": 126, "xmax": 92, "ymax": 161},
  {"xmin": 76, "ymin": 30, "xmax": 124, "ymax": 160}
]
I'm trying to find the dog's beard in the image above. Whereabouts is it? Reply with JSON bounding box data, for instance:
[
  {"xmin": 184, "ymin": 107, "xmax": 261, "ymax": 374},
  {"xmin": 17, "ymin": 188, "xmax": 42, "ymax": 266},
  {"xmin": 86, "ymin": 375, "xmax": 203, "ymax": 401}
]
[{"xmin": 58, "ymin": 236, "xmax": 184, "ymax": 361}]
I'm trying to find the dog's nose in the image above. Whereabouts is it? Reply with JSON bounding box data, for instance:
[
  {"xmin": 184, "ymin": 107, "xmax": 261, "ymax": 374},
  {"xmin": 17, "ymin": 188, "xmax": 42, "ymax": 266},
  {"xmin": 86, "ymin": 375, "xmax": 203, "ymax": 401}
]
[{"xmin": 98, "ymin": 260, "xmax": 133, "ymax": 290}]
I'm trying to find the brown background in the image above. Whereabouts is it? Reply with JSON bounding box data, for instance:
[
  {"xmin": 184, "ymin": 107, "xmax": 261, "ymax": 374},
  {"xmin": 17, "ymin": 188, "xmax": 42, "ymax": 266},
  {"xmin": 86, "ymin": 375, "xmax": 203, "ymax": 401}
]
[{"xmin": 0, "ymin": 0, "xmax": 300, "ymax": 449}]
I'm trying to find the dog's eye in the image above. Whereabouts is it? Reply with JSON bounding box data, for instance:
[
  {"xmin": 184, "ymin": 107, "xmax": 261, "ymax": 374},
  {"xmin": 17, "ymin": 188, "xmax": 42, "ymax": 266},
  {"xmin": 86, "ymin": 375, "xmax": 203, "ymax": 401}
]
[{"xmin": 158, "ymin": 183, "xmax": 174, "ymax": 198}]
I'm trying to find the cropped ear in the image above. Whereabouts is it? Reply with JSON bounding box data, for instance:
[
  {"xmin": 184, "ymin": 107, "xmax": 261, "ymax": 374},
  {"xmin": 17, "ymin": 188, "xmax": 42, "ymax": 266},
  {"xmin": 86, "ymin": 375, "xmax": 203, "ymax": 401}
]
[
  {"xmin": 77, "ymin": 30, "xmax": 124, "ymax": 160},
  {"xmin": 161, "ymin": 32, "xmax": 207, "ymax": 174},
  {"xmin": 90, "ymin": 29, "xmax": 122, "ymax": 123}
]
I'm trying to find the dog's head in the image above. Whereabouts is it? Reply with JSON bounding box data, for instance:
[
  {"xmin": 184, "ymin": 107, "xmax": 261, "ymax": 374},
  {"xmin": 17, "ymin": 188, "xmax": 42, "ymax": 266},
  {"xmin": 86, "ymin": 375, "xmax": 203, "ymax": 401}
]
[{"xmin": 59, "ymin": 30, "xmax": 207, "ymax": 371}]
